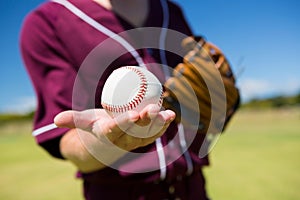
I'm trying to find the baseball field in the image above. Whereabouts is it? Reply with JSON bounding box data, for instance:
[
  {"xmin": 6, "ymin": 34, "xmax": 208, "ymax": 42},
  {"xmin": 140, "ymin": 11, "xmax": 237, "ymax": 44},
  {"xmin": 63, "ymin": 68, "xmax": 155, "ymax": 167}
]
[{"xmin": 0, "ymin": 108, "xmax": 299, "ymax": 200}]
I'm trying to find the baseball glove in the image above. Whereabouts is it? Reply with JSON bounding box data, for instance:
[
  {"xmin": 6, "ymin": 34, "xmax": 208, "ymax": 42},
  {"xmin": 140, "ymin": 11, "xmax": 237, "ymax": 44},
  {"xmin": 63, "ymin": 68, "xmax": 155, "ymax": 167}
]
[{"xmin": 163, "ymin": 36, "xmax": 240, "ymax": 134}]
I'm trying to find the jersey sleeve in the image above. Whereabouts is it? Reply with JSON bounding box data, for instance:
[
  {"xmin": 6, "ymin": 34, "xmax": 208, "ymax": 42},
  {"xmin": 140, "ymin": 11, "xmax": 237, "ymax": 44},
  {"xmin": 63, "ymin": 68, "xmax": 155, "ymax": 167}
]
[{"xmin": 20, "ymin": 6, "xmax": 75, "ymax": 158}]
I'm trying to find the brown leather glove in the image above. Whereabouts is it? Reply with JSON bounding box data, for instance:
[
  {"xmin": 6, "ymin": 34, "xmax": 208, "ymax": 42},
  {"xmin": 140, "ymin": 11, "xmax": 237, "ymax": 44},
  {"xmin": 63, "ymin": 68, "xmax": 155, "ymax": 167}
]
[{"xmin": 163, "ymin": 36, "xmax": 240, "ymax": 134}]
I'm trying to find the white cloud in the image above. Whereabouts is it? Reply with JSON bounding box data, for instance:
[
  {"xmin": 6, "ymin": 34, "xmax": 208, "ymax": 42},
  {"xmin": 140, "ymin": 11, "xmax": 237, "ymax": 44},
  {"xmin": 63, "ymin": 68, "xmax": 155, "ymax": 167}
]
[
  {"xmin": 283, "ymin": 78, "xmax": 300, "ymax": 95},
  {"xmin": 238, "ymin": 79, "xmax": 271, "ymax": 101},
  {"xmin": 1, "ymin": 96, "xmax": 37, "ymax": 114},
  {"xmin": 237, "ymin": 77, "xmax": 300, "ymax": 102}
]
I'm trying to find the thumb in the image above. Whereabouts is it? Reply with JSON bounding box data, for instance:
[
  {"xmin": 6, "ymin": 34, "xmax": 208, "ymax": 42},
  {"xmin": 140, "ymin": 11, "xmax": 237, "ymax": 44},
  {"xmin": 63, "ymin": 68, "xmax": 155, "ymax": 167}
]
[
  {"xmin": 54, "ymin": 110, "xmax": 98, "ymax": 129},
  {"xmin": 54, "ymin": 111, "xmax": 76, "ymax": 128}
]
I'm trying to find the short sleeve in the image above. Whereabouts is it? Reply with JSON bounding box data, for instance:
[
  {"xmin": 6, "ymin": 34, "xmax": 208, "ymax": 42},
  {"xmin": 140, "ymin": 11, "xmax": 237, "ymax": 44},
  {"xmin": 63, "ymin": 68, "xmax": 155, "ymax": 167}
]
[{"xmin": 20, "ymin": 6, "xmax": 75, "ymax": 149}]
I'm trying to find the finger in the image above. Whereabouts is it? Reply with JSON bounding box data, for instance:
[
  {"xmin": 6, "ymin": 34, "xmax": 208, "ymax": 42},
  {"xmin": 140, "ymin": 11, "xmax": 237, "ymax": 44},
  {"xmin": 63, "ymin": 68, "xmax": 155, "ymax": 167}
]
[
  {"xmin": 93, "ymin": 111, "xmax": 140, "ymax": 142},
  {"xmin": 111, "ymin": 110, "xmax": 175, "ymax": 151},
  {"xmin": 147, "ymin": 109, "xmax": 176, "ymax": 135},
  {"xmin": 113, "ymin": 111, "xmax": 140, "ymax": 131},
  {"xmin": 125, "ymin": 109, "xmax": 176, "ymax": 139},
  {"xmin": 154, "ymin": 109, "xmax": 176, "ymax": 125},
  {"xmin": 140, "ymin": 104, "xmax": 161, "ymax": 119},
  {"xmin": 54, "ymin": 110, "xmax": 76, "ymax": 128},
  {"xmin": 54, "ymin": 109, "xmax": 100, "ymax": 129},
  {"xmin": 135, "ymin": 104, "xmax": 160, "ymax": 126}
]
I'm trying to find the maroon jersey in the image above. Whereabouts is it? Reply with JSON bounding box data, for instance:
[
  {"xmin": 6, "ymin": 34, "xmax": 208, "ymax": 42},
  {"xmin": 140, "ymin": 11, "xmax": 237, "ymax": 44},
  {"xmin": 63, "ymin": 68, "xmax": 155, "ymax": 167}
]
[{"xmin": 20, "ymin": 0, "xmax": 210, "ymax": 199}]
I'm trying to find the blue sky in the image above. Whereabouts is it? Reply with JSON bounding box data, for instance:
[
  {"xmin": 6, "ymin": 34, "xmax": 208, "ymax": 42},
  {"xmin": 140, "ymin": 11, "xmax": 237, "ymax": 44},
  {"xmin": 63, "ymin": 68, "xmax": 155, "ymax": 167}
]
[{"xmin": 0, "ymin": 0, "xmax": 299, "ymax": 113}]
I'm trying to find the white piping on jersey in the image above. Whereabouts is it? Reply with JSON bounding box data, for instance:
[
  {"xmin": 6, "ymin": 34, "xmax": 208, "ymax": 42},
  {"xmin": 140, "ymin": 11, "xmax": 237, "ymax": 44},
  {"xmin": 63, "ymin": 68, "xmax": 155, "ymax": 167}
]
[
  {"xmin": 32, "ymin": 123, "xmax": 58, "ymax": 136},
  {"xmin": 159, "ymin": 0, "xmax": 194, "ymax": 177},
  {"xmin": 159, "ymin": 0, "xmax": 171, "ymax": 80},
  {"xmin": 178, "ymin": 123, "xmax": 194, "ymax": 175},
  {"xmin": 155, "ymin": 138, "xmax": 167, "ymax": 180},
  {"xmin": 51, "ymin": 0, "xmax": 145, "ymax": 68}
]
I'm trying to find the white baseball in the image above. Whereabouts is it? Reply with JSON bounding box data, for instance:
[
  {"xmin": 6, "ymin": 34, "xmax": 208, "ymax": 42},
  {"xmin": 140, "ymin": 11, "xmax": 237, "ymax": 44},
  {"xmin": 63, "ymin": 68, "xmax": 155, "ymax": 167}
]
[{"xmin": 101, "ymin": 66, "xmax": 163, "ymax": 117}]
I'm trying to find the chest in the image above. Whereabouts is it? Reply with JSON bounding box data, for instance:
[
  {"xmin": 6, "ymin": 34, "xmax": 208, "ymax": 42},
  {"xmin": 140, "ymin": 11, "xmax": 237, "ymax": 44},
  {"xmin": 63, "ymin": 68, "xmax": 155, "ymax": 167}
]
[{"xmin": 53, "ymin": 1, "xmax": 190, "ymax": 75}]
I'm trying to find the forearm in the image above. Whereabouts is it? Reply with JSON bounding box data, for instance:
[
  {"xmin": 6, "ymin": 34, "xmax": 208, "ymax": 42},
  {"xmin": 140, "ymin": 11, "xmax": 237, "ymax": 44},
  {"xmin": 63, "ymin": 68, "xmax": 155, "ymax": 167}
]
[{"xmin": 59, "ymin": 129, "xmax": 125, "ymax": 173}]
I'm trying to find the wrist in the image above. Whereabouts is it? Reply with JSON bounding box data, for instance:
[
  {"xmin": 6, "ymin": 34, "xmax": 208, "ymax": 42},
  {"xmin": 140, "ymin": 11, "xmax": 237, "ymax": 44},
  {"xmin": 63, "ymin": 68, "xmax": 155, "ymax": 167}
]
[{"xmin": 60, "ymin": 129, "xmax": 106, "ymax": 173}]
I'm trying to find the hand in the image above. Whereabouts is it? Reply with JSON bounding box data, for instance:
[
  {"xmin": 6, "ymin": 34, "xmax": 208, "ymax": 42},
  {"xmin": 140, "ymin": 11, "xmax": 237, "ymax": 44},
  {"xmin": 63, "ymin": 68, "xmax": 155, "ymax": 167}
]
[{"xmin": 54, "ymin": 104, "xmax": 175, "ymax": 151}]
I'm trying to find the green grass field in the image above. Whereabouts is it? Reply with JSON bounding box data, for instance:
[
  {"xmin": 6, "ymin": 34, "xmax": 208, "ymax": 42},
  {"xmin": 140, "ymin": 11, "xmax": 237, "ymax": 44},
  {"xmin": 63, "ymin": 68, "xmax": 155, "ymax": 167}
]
[{"xmin": 0, "ymin": 108, "xmax": 299, "ymax": 200}]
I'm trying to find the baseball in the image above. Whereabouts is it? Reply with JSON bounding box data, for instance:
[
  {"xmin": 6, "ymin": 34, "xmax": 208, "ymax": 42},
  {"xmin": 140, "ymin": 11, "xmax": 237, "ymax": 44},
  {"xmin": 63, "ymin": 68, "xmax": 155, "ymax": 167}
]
[{"xmin": 101, "ymin": 66, "xmax": 163, "ymax": 117}]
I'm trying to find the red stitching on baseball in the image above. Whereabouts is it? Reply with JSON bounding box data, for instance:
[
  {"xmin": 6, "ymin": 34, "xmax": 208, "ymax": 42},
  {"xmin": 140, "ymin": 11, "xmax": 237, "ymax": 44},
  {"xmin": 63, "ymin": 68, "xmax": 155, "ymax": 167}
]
[{"xmin": 102, "ymin": 66, "xmax": 150, "ymax": 113}]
